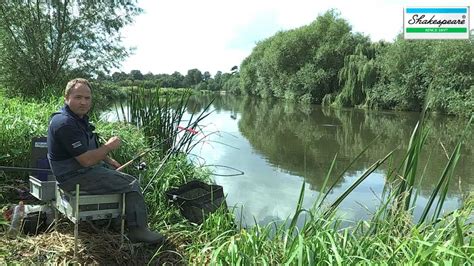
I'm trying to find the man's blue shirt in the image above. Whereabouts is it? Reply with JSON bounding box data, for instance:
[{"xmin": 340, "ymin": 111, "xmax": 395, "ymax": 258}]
[{"xmin": 47, "ymin": 104, "xmax": 97, "ymax": 177}]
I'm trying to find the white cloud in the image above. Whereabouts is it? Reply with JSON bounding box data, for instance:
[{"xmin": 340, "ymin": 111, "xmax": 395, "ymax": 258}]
[{"xmin": 119, "ymin": 0, "xmax": 473, "ymax": 75}]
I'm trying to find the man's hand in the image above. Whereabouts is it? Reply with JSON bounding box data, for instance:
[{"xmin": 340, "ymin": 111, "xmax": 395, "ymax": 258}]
[
  {"xmin": 104, "ymin": 136, "xmax": 121, "ymax": 151},
  {"xmin": 75, "ymin": 136, "xmax": 121, "ymax": 167},
  {"xmin": 106, "ymin": 157, "xmax": 122, "ymax": 169}
]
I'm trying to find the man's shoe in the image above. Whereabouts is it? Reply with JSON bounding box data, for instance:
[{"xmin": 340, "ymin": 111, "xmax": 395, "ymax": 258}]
[{"xmin": 128, "ymin": 226, "xmax": 166, "ymax": 245}]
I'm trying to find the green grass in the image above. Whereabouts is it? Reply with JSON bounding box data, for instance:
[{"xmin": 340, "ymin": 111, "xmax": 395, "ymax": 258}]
[
  {"xmin": 161, "ymin": 191, "xmax": 472, "ymax": 264},
  {"xmin": 0, "ymin": 95, "xmax": 61, "ymax": 168}
]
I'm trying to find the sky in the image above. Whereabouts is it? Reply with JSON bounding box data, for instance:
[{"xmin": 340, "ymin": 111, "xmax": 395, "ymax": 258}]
[{"xmin": 119, "ymin": 0, "xmax": 473, "ymax": 76}]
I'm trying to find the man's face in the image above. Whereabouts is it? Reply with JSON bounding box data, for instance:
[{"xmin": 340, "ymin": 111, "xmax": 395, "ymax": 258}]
[{"xmin": 65, "ymin": 83, "xmax": 92, "ymax": 118}]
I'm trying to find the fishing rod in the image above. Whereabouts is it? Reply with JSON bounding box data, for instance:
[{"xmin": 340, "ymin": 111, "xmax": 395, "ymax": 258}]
[
  {"xmin": 0, "ymin": 166, "xmax": 52, "ymax": 173},
  {"xmin": 116, "ymin": 97, "xmax": 215, "ymax": 172},
  {"xmin": 116, "ymin": 122, "xmax": 202, "ymax": 172}
]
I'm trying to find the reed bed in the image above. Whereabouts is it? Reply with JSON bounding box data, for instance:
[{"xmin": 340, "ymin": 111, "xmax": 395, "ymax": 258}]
[
  {"xmin": 0, "ymin": 95, "xmax": 61, "ymax": 168},
  {"xmin": 115, "ymin": 87, "xmax": 213, "ymax": 154}
]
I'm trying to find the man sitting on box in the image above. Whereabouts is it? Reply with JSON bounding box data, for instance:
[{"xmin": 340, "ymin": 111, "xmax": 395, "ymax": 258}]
[{"xmin": 47, "ymin": 78, "xmax": 164, "ymax": 244}]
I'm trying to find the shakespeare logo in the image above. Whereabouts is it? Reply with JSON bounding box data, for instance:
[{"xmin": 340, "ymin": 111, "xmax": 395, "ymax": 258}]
[{"xmin": 404, "ymin": 7, "xmax": 470, "ymax": 39}]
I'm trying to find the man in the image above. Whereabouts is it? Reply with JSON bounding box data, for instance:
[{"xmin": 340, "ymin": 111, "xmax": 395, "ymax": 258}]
[{"xmin": 47, "ymin": 78, "xmax": 164, "ymax": 244}]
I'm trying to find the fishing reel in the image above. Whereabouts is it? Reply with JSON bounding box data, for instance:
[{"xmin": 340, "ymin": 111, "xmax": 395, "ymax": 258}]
[{"xmin": 136, "ymin": 161, "xmax": 147, "ymax": 171}]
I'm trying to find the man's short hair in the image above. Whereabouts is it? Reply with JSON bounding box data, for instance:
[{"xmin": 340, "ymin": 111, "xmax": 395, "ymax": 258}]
[{"xmin": 65, "ymin": 78, "xmax": 92, "ymax": 97}]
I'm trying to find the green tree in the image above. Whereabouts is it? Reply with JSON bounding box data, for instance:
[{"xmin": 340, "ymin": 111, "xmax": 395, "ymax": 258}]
[
  {"xmin": 112, "ymin": 71, "xmax": 128, "ymax": 82},
  {"xmin": 143, "ymin": 72, "xmax": 154, "ymax": 80},
  {"xmin": 203, "ymin": 71, "xmax": 211, "ymax": 82},
  {"xmin": 0, "ymin": 0, "xmax": 141, "ymax": 97},
  {"xmin": 130, "ymin": 69, "xmax": 144, "ymax": 81},
  {"xmin": 223, "ymin": 74, "xmax": 240, "ymax": 94},
  {"xmin": 214, "ymin": 71, "xmax": 223, "ymax": 87},
  {"xmin": 239, "ymin": 10, "xmax": 360, "ymax": 103},
  {"xmin": 206, "ymin": 79, "xmax": 218, "ymax": 91},
  {"xmin": 365, "ymin": 37, "xmax": 473, "ymax": 116},
  {"xmin": 170, "ymin": 71, "xmax": 185, "ymax": 88},
  {"xmin": 426, "ymin": 40, "xmax": 474, "ymax": 116},
  {"xmin": 368, "ymin": 37, "xmax": 433, "ymax": 111},
  {"xmin": 184, "ymin": 68, "xmax": 203, "ymax": 87},
  {"xmin": 335, "ymin": 41, "xmax": 378, "ymax": 107}
]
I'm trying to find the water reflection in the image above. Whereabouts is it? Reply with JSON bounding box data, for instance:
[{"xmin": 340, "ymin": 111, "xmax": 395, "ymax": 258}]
[{"xmin": 187, "ymin": 95, "xmax": 473, "ymax": 226}]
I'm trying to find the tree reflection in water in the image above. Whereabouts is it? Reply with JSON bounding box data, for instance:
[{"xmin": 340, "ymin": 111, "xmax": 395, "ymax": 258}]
[{"xmin": 185, "ymin": 94, "xmax": 472, "ymax": 225}]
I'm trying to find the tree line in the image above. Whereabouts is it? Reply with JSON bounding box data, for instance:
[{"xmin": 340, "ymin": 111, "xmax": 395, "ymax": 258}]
[
  {"xmin": 237, "ymin": 10, "xmax": 474, "ymax": 116},
  {"xmin": 99, "ymin": 67, "xmax": 239, "ymax": 92}
]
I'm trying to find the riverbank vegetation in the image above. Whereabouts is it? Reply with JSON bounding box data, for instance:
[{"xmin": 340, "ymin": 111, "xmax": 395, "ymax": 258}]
[{"xmin": 238, "ymin": 10, "xmax": 473, "ymax": 117}]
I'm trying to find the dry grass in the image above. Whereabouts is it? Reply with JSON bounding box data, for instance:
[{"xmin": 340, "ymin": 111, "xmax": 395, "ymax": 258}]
[{"xmin": 1, "ymin": 219, "xmax": 184, "ymax": 265}]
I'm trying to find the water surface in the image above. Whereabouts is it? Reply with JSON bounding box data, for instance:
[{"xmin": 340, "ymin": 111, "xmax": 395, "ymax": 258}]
[{"xmin": 185, "ymin": 95, "xmax": 473, "ymax": 226}]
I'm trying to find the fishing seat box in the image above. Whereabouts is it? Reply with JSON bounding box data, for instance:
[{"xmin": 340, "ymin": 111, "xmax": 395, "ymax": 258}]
[
  {"xmin": 55, "ymin": 187, "xmax": 123, "ymax": 223},
  {"xmin": 28, "ymin": 136, "xmax": 124, "ymax": 222},
  {"xmin": 29, "ymin": 175, "xmax": 57, "ymax": 201},
  {"xmin": 166, "ymin": 180, "xmax": 227, "ymax": 224},
  {"xmin": 29, "ymin": 137, "xmax": 56, "ymax": 201}
]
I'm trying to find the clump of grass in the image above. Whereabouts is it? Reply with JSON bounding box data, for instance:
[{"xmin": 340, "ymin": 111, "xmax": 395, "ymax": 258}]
[
  {"xmin": 184, "ymin": 188, "xmax": 473, "ymax": 265},
  {"xmin": 0, "ymin": 95, "xmax": 61, "ymax": 168},
  {"xmin": 116, "ymin": 87, "xmax": 213, "ymax": 154}
]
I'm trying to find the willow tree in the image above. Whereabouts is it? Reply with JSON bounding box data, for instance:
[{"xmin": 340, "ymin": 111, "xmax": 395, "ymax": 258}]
[
  {"xmin": 335, "ymin": 43, "xmax": 378, "ymax": 107},
  {"xmin": 239, "ymin": 10, "xmax": 364, "ymax": 103},
  {"xmin": 0, "ymin": 0, "xmax": 141, "ymax": 97}
]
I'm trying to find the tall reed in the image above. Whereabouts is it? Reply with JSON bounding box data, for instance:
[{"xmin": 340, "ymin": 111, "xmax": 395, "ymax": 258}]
[{"xmin": 116, "ymin": 87, "xmax": 213, "ymax": 154}]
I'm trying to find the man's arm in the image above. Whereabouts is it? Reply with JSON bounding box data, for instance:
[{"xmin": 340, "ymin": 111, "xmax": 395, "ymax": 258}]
[{"xmin": 75, "ymin": 137, "xmax": 121, "ymax": 167}]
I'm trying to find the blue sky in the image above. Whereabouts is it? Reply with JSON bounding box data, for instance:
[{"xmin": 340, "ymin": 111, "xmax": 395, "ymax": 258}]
[{"xmin": 119, "ymin": 0, "xmax": 473, "ymax": 76}]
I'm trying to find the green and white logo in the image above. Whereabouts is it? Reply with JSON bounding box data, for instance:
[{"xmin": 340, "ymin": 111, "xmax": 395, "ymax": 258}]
[{"xmin": 404, "ymin": 7, "xmax": 470, "ymax": 39}]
